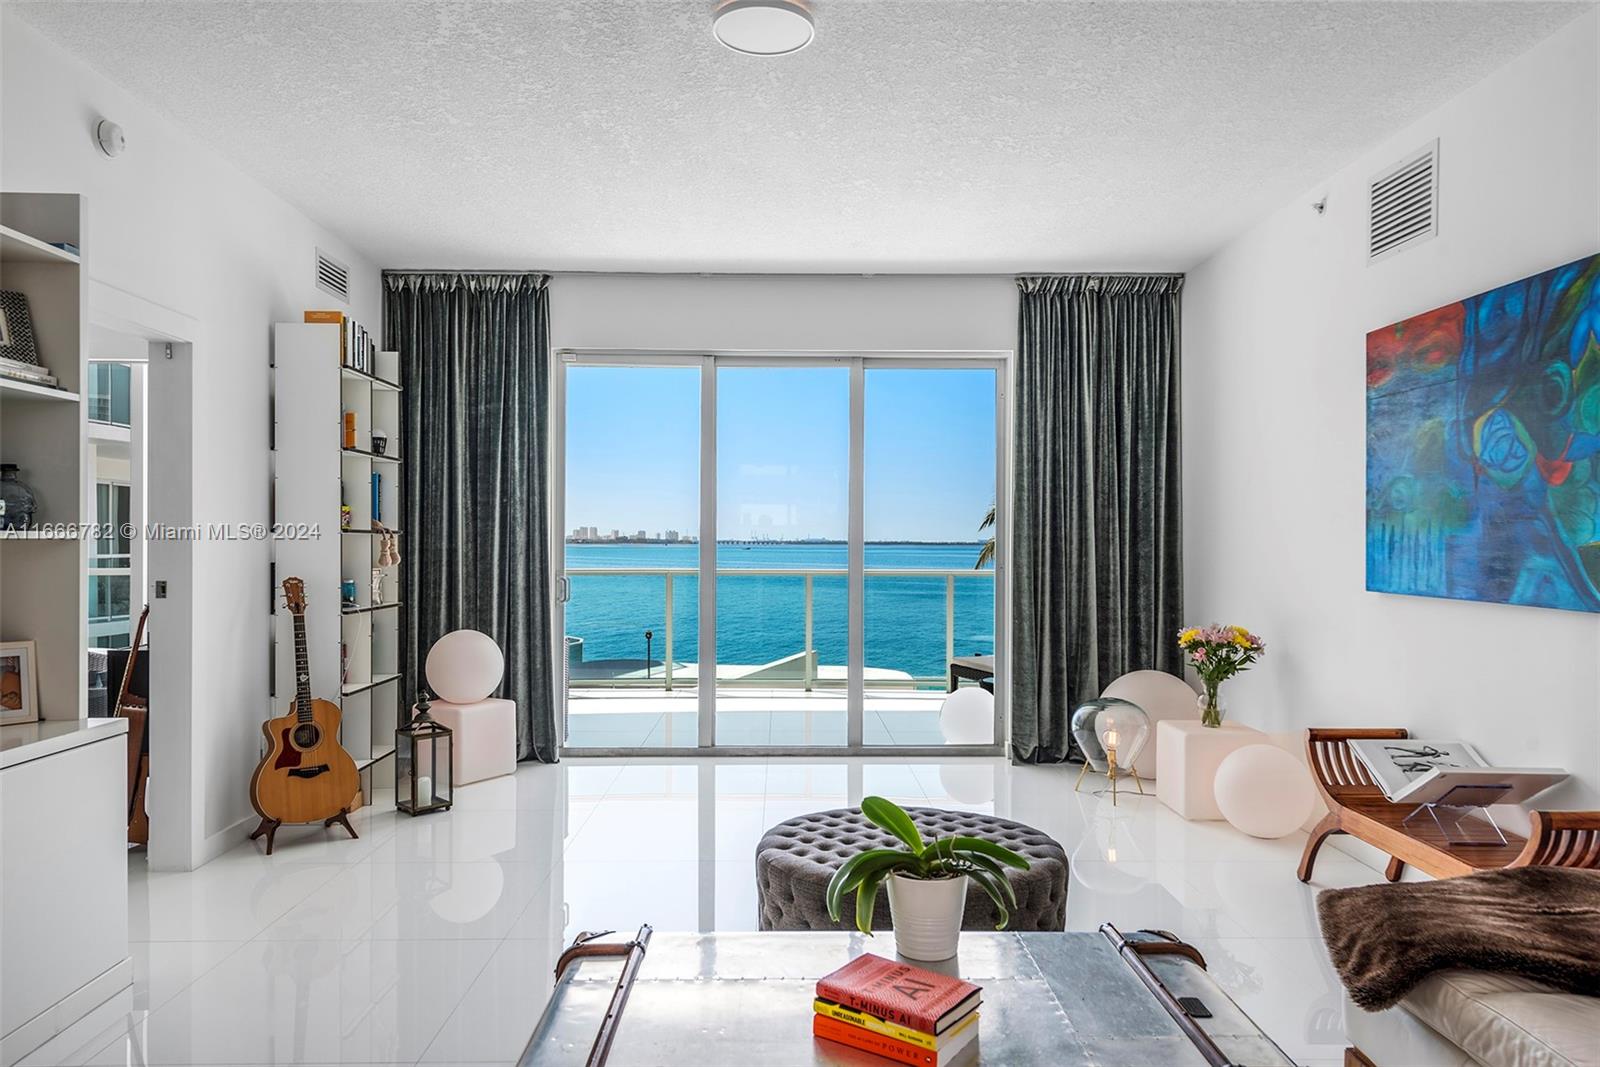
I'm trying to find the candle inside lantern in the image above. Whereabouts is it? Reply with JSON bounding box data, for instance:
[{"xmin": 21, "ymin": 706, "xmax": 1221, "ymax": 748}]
[{"xmin": 417, "ymin": 775, "xmax": 433, "ymax": 805}]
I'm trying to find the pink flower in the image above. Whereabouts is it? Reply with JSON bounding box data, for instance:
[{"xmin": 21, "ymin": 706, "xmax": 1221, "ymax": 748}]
[{"xmin": 1191, "ymin": 649, "xmax": 1206, "ymax": 663}]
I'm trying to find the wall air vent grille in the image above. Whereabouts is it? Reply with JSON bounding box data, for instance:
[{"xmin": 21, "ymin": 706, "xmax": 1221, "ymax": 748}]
[
  {"xmin": 314, "ymin": 249, "xmax": 350, "ymax": 302},
  {"xmin": 1369, "ymin": 140, "xmax": 1438, "ymax": 262}
]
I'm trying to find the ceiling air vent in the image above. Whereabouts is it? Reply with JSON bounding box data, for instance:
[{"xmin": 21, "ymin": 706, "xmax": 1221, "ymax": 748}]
[
  {"xmin": 1368, "ymin": 140, "xmax": 1438, "ymax": 263},
  {"xmin": 314, "ymin": 248, "xmax": 350, "ymax": 302}
]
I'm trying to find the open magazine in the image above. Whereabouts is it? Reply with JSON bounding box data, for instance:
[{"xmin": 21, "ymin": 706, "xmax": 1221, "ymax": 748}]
[{"xmin": 1348, "ymin": 739, "xmax": 1566, "ymax": 806}]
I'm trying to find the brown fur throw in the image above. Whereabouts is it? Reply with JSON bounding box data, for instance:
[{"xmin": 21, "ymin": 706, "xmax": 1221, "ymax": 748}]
[{"xmin": 1317, "ymin": 866, "xmax": 1600, "ymax": 1010}]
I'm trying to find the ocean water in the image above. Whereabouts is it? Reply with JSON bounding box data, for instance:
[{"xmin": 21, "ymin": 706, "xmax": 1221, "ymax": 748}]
[{"xmin": 564, "ymin": 542, "xmax": 995, "ymax": 680}]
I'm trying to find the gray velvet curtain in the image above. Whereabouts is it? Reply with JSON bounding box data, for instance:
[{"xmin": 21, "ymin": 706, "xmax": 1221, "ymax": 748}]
[
  {"xmin": 383, "ymin": 272, "xmax": 557, "ymax": 763},
  {"xmin": 1012, "ymin": 274, "xmax": 1184, "ymax": 764}
]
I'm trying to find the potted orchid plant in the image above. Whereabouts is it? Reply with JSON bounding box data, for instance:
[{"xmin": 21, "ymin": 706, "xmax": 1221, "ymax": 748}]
[
  {"xmin": 825, "ymin": 796, "xmax": 1030, "ymax": 961},
  {"xmin": 1177, "ymin": 624, "xmax": 1265, "ymax": 728}
]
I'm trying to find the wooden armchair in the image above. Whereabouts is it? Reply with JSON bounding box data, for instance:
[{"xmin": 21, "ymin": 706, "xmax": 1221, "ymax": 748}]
[{"xmin": 1299, "ymin": 728, "xmax": 1600, "ymax": 883}]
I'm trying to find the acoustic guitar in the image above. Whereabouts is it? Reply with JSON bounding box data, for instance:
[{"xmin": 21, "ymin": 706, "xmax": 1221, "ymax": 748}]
[
  {"xmin": 116, "ymin": 605, "xmax": 151, "ymax": 847},
  {"xmin": 248, "ymin": 577, "xmax": 361, "ymax": 854}
]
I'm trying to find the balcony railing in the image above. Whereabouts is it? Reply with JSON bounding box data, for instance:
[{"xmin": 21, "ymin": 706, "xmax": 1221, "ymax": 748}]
[{"xmin": 564, "ymin": 566, "xmax": 993, "ymax": 692}]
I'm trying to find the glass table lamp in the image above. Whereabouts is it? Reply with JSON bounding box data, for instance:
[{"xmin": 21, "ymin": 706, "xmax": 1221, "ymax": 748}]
[{"xmin": 1071, "ymin": 697, "xmax": 1151, "ymax": 805}]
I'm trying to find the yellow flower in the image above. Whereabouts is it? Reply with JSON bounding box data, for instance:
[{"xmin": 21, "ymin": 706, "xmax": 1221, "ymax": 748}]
[
  {"xmin": 1233, "ymin": 632, "xmax": 1250, "ymax": 647},
  {"xmin": 1178, "ymin": 628, "xmax": 1200, "ymax": 646}
]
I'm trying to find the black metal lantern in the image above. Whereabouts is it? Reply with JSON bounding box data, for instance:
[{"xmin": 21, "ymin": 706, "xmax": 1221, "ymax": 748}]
[{"xmin": 397, "ymin": 690, "xmax": 453, "ymax": 816}]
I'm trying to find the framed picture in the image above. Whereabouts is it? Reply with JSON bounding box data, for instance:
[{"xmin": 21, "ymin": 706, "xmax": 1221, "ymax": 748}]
[
  {"xmin": 0, "ymin": 291, "xmax": 40, "ymax": 366},
  {"xmin": 0, "ymin": 640, "xmax": 40, "ymax": 725}
]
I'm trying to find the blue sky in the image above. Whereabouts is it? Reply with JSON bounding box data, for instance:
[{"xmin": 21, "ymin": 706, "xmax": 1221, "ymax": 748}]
[{"xmin": 565, "ymin": 365, "xmax": 996, "ymax": 541}]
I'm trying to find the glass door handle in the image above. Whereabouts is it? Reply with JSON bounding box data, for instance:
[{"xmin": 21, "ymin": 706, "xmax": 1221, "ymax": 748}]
[{"xmin": 557, "ymin": 575, "xmax": 571, "ymax": 603}]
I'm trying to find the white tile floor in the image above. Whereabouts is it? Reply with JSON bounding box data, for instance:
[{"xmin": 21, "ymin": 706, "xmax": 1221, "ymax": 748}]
[{"xmin": 22, "ymin": 756, "xmax": 1380, "ymax": 1066}]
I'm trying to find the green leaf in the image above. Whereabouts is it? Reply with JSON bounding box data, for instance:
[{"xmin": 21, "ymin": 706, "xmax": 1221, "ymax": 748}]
[
  {"xmin": 855, "ymin": 869, "xmax": 889, "ymax": 934},
  {"xmin": 826, "ymin": 850, "xmax": 914, "ymax": 921},
  {"xmin": 962, "ymin": 853, "xmax": 1018, "ymax": 909},
  {"xmin": 964, "ymin": 867, "xmax": 1013, "ymax": 931},
  {"xmin": 948, "ymin": 836, "xmax": 1031, "ymax": 870},
  {"xmin": 861, "ymin": 796, "xmax": 924, "ymax": 855},
  {"xmin": 921, "ymin": 835, "xmax": 955, "ymax": 874}
]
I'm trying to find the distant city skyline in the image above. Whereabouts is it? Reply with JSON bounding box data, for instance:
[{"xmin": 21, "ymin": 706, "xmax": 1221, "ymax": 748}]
[{"xmin": 565, "ymin": 365, "xmax": 996, "ymax": 541}]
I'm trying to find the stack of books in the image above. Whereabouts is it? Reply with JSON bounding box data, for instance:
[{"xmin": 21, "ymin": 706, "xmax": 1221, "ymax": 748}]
[
  {"xmin": 0, "ymin": 356, "xmax": 58, "ymax": 389},
  {"xmin": 813, "ymin": 954, "xmax": 981, "ymax": 1066},
  {"xmin": 305, "ymin": 310, "xmax": 378, "ymax": 374}
]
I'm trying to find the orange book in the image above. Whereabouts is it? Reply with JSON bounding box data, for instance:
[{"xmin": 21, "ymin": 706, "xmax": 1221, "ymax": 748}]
[
  {"xmin": 813, "ymin": 1013, "xmax": 978, "ymax": 1066},
  {"xmin": 304, "ymin": 310, "xmax": 347, "ymax": 362}
]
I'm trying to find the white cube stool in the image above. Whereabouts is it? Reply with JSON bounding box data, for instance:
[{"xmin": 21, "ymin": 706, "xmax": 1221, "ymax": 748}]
[
  {"xmin": 426, "ymin": 697, "xmax": 517, "ymax": 786},
  {"xmin": 1154, "ymin": 720, "xmax": 1265, "ymax": 820}
]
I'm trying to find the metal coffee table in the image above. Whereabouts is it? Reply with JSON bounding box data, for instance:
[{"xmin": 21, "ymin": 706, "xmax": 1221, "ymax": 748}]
[{"xmin": 520, "ymin": 929, "xmax": 1295, "ymax": 1066}]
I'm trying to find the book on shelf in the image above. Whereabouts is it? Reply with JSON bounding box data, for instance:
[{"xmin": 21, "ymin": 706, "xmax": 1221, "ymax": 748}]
[
  {"xmin": 815, "ymin": 954, "xmax": 981, "ymax": 1035},
  {"xmin": 1348, "ymin": 739, "xmax": 1567, "ymax": 805},
  {"xmin": 0, "ymin": 356, "xmax": 57, "ymax": 386},
  {"xmin": 812, "ymin": 1012, "xmax": 978, "ymax": 1067},
  {"xmin": 305, "ymin": 310, "xmax": 376, "ymax": 373}
]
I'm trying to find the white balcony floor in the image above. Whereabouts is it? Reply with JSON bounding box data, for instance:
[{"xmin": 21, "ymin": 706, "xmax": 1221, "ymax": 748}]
[
  {"xmin": 565, "ymin": 688, "xmax": 963, "ymax": 748},
  {"xmin": 24, "ymin": 756, "xmax": 1373, "ymax": 1067}
]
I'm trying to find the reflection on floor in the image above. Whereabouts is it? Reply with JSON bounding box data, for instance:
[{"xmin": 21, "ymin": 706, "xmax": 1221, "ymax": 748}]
[
  {"xmin": 24, "ymin": 756, "xmax": 1377, "ymax": 1066},
  {"xmin": 566, "ymin": 688, "xmax": 966, "ymax": 748}
]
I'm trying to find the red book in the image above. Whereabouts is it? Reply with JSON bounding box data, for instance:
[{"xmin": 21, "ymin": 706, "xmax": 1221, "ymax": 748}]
[
  {"xmin": 813, "ymin": 1013, "xmax": 978, "ymax": 1066},
  {"xmin": 815, "ymin": 954, "xmax": 982, "ymax": 1035}
]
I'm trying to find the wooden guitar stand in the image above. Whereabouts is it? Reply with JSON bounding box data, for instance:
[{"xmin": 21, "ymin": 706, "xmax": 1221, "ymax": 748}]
[{"xmin": 248, "ymin": 808, "xmax": 358, "ymax": 856}]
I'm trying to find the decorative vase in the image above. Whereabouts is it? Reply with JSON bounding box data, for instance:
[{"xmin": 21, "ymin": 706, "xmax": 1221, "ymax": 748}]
[
  {"xmin": 1198, "ymin": 688, "xmax": 1225, "ymax": 728},
  {"xmin": 886, "ymin": 872, "xmax": 967, "ymax": 961},
  {"xmin": 0, "ymin": 464, "xmax": 38, "ymax": 529}
]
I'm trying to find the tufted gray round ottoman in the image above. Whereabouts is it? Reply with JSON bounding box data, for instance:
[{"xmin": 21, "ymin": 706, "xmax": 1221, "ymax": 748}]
[{"xmin": 756, "ymin": 807, "xmax": 1068, "ymax": 932}]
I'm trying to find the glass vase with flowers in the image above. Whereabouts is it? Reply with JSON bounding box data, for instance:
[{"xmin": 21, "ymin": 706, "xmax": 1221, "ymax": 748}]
[{"xmin": 1177, "ymin": 624, "xmax": 1265, "ymax": 728}]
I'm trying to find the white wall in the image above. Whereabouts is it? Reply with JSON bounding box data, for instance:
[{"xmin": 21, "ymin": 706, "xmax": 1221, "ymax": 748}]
[
  {"xmin": 550, "ymin": 274, "xmax": 1016, "ymax": 353},
  {"xmin": 1184, "ymin": 9, "xmax": 1600, "ymax": 824},
  {"xmin": 2, "ymin": 12, "xmax": 381, "ymax": 868}
]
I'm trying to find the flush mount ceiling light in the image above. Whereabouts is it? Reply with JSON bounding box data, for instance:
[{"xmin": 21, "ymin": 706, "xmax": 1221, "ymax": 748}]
[{"xmin": 712, "ymin": 0, "xmax": 814, "ymax": 57}]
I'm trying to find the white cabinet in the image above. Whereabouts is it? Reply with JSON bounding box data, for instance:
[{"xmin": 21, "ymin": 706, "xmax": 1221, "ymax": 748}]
[{"xmin": 0, "ymin": 719, "xmax": 131, "ymax": 1065}]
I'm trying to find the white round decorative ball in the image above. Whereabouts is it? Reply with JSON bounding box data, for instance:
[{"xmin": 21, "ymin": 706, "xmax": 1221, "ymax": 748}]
[
  {"xmin": 425, "ymin": 629, "xmax": 505, "ymax": 703},
  {"xmin": 938, "ymin": 686, "xmax": 994, "ymax": 745},
  {"xmin": 1213, "ymin": 744, "xmax": 1316, "ymax": 839}
]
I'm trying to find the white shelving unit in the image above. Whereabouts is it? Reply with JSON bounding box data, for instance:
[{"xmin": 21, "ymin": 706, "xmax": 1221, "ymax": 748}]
[
  {"xmin": 0, "ymin": 193, "xmax": 88, "ymax": 724},
  {"xmin": 273, "ymin": 324, "xmax": 403, "ymax": 798}
]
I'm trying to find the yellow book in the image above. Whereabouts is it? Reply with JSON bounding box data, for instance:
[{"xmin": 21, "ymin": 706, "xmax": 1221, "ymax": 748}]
[{"xmin": 812, "ymin": 998, "xmax": 977, "ymax": 1051}]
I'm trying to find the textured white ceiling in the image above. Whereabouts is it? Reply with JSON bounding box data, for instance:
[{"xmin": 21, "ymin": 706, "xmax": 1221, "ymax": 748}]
[{"xmin": 11, "ymin": 1, "xmax": 1591, "ymax": 272}]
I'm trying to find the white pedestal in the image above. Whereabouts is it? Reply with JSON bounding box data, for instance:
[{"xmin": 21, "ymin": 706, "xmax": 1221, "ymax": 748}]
[
  {"xmin": 1155, "ymin": 720, "xmax": 1265, "ymax": 820},
  {"xmin": 427, "ymin": 698, "xmax": 517, "ymax": 786}
]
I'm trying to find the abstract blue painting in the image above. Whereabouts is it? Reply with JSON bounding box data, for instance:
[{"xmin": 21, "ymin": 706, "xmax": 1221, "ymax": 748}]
[{"xmin": 1367, "ymin": 254, "xmax": 1600, "ymax": 611}]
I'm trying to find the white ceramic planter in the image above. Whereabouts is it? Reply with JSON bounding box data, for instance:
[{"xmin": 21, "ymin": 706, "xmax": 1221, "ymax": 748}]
[{"xmin": 886, "ymin": 872, "xmax": 968, "ymax": 961}]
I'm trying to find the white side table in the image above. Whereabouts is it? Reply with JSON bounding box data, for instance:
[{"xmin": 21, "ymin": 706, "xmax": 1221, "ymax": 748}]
[{"xmin": 1155, "ymin": 720, "xmax": 1265, "ymax": 820}]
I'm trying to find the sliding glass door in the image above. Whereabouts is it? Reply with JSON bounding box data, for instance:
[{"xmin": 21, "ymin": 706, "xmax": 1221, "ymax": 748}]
[
  {"xmin": 863, "ymin": 366, "xmax": 998, "ymax": 746},
  {"xmin": 561, "ymin": 363, "xmax": 701, "ymax": 748},
  {"xmin": 716, "ymin": 364, "xmax": 850, "ymax": 746},
  {"xmin": 557, "ymin": 354, "xmax": 1005, "ymax": 754}
]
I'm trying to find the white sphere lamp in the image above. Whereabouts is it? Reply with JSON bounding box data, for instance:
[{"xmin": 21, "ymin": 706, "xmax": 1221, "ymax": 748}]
[
  {"xmin": 1214, "ymin": 745, "xmax": 1316, "ymax": 839},
  {"xmin": 425, "ymin": 629, "xmax": 505, "ymax": 704},
  {"xmin": 938, "ymin": 686, "xmax": 993, "ymax": 745}
]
